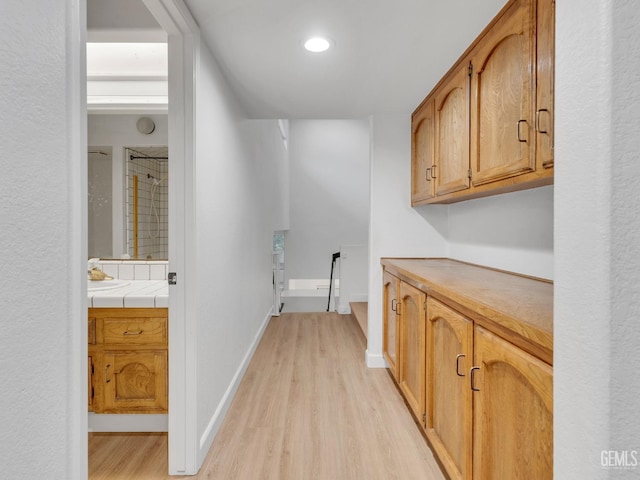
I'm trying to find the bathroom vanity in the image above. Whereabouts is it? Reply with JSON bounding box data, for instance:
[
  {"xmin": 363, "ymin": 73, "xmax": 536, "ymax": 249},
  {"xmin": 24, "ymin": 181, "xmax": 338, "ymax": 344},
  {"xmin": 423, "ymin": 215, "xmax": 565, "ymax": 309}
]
[
  {"xmin": 87, "ymin": 261, "xmax": 169, "ymax": 415},
  {"xmin": 89, "ymin": 307, "xmax": 168, "ymax": 413}
]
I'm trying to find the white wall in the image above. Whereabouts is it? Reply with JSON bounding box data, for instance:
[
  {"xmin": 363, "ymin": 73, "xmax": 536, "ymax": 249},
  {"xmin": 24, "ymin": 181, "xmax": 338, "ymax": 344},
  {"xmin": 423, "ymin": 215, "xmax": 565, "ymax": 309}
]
[
  {"xmin": 88, "ymin": 114, "xmax": 168, "ymax": 257},
  {"xmin": 448, "ymin": 186, "xmax": 554, "ymax": 279},
  {"xmin": 338, "ymin": 244, "xmax": 369, "ymax": 313},
  {"xmin": 555, "ymin": 1, "xmax": 640, "ymax": 478},
  {"xmin": 286, "ymin": 120, "xmax": 370, "ymax": 285},
  {"xmin": 192, "ymin": 40, "xmax": 289, "ymax": 467},
  {"xmin": 0, "ymin": 0, "xmax": 87, "ymax": 478},
  {"xmin": 367, "ymin": 114, "xmax": 449, "ymax": 366}
]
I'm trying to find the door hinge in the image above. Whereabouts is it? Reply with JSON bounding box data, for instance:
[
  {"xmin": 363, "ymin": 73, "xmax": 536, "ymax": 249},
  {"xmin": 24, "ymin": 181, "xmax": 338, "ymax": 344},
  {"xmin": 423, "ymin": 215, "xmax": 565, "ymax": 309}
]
[
  {"xmin": 468, "ymin": 168, "xmax": 472, "ymax": 179},
  {"xmin": 422, "ymin": 412, "xmax": 427, "ymax": 425},
  {"xmin": 168, "ymin": 272, "xmax": 177, "ymax": 285},
  {"xmin": 468, "ymin": 61, "xmax": 473, "ymax": 77}
]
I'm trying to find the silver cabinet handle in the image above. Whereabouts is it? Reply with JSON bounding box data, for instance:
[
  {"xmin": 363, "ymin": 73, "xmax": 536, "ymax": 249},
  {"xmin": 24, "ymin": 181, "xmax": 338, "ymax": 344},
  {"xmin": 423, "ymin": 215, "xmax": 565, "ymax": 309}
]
[
  {"xmin": 456, "ymin": 354, "xmax": 466, "ymax": 377},
  {"xmin": 425, "ymin": 167, "xmax": 432, "ymax": 182},
  {"xmin": 470, "ymin": 366, "xmax": 480, "ymax": 391},
  {"xmin": 105, "ymin": 364, "xmax": 111, "ymax": 384},
  {"xmin": 391, "ymin": 299, "xmax": 397, "ymax": 312}
]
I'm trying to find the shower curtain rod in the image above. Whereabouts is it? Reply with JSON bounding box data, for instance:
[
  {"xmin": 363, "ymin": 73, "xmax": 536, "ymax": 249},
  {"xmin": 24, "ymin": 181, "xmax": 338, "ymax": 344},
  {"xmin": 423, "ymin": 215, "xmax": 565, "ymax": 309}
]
[{"xmin": 129, "ymin": 155, "xmax": 168, "ymax": 160}]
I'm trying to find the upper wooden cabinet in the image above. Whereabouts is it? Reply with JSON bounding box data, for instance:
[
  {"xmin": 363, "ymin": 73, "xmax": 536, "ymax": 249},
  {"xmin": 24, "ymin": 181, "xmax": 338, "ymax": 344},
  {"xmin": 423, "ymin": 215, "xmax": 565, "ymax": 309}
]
[
  {"xmin": 469, "ymin": 0, "xmax": 535, "ymax": 186},
  {"xmin": 411, "ymin": 0, "xmax": 554, "ymax": 205},
  {"xmin": 411, "ymin": 97, "xmax": 436, "ymax": 203},
  {"xmin": 434, "ymin": 64, "xmax": 471, "ymax": 197},
  {"xmin": 536, "ymin": 0, "xmax": 555, "ymax": 169}
]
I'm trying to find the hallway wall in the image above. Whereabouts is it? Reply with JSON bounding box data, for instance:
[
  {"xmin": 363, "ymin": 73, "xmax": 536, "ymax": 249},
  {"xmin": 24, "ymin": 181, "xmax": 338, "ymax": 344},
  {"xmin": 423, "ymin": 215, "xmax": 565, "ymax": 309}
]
[
  {"xmin": 193, "ymin": 39, "xmax": 289, "ymax": 467},
  {"xmin": 0, "ymin": 0, "xmax": 87, "ymax": 478},
  {"xmin": 286, "ymin": 119, "xmax": 370, "ymax": 289}
]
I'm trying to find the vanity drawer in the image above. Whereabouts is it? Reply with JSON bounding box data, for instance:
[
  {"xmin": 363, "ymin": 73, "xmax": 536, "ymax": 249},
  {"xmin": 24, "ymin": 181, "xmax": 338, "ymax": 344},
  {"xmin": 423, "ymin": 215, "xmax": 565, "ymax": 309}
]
[{"xmin": 101, "ymin": 316, "xmax": 167, "ymax": 346}]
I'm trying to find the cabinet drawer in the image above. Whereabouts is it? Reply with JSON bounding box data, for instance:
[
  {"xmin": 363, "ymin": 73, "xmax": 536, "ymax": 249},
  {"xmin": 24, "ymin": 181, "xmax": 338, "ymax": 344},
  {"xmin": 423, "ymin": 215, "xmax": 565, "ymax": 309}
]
[{"xmin": 102, "ymin": 316, "xmax": 167, "ymax": 345}]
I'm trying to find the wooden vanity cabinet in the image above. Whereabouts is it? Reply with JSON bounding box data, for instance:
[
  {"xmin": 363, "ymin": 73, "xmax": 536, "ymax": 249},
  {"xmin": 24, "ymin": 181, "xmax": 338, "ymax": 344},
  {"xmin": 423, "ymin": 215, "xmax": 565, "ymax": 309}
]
[
  {"xmin": 397, "ymin": 281, "xmax": 427, "ymax": 427},
  {"xmin": 89, "ymin": 308, "xmax": 168, "ymax": 414},
  {"xmin": 382, "ymin": 271, "xmax": 400, "ymax": 378},
  {"xmin": 472, "ymin": 326, "xmax": 553, "ymax": 479},
  {"xmin": 426, "ymin": 297, "xmax": 473, "ymax": 480}
]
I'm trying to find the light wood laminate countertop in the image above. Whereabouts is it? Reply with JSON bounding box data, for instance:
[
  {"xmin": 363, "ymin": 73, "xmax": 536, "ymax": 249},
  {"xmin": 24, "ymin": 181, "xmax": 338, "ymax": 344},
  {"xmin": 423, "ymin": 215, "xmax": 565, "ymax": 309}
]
[{"xmin": 381, "ymin": 258, "xmax": 553, "ymax": 364}]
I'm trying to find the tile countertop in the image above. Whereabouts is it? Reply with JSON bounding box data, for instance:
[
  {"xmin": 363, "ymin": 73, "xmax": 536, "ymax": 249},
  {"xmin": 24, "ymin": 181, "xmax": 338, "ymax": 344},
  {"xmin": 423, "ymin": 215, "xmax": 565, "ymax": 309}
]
[{"xmin": 88, "ymin": 280, "xmax": 168, "ymax": 308}]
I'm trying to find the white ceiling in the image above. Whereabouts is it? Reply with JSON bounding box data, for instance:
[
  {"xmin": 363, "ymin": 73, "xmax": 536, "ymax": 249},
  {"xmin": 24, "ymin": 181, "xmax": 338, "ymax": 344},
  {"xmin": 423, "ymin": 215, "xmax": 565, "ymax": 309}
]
[{"xmin": 88, "ymin": 0, "xmax": 508, "ymax": 119}]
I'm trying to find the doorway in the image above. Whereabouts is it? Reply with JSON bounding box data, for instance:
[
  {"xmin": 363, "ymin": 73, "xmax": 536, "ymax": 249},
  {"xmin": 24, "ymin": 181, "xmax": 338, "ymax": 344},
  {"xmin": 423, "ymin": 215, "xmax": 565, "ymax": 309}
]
[{"xmin": 86, "ymin": 0, "xmax": 197, "ymax": 474}]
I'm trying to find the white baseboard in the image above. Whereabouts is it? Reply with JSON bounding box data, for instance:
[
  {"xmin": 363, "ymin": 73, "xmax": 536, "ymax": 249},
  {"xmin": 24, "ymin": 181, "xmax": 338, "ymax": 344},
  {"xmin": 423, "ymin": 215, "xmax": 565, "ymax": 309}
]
[
  {"xmin": 197, "ymin": 309, "xmax": 273, "ymax": 461},
  {"xmin": 88, "ymin": 413, "xmax": 168, "ymax": 432},
  {"xmin": 366, "ymin": 350, "xmax": 388, "ymax": 369},
  {"xmin": 337, "ymin": 304, "xmax": 351, "ymax": 314},
  {"xmin": 349, "ymin": 294, "xmax": 368, "ymax": 303}
]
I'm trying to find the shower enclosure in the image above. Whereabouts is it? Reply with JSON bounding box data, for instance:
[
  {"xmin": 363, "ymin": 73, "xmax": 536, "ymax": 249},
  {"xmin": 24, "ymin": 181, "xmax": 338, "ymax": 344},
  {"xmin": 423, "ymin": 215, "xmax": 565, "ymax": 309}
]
[{"xmin": 125, "ymin": 146, "xmax": 168, "ymax": 259}]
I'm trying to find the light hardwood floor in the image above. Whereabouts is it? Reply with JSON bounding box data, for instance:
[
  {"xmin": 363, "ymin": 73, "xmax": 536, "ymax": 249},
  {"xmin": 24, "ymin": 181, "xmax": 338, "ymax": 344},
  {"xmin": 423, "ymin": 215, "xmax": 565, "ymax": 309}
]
[{"xmin": 89, "ymin": 312, "xmax": 445, "ymax": 479}]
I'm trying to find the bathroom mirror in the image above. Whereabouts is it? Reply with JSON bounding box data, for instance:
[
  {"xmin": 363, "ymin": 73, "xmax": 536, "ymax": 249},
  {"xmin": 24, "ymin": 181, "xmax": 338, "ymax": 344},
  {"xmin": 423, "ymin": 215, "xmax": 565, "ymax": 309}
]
[
  {"xmin": 87, "ymin": 144, "xmax": 168, "ymax": 260},
  {"xmin": 88, "ymin": 147, "xmax": 114, "ymax": 258}
]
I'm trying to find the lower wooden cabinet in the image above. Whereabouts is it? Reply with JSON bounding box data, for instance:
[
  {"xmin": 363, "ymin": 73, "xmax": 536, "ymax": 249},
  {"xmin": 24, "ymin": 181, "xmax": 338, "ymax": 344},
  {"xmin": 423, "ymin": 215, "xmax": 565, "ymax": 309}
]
[
  {"xmin": 381, "ymin": 259, "xmax": 553, "ymax": 480},
  {"xmin": 472, "ymin": 326, "xmax": 553, "ymax": 480},
  {"xmin": 382, "ymin": 272, "xmax": 400, "ymax": 377},
  {"xmin": 398, "ymin": 281, "xmax": 426, "ymax": 427},
  {"xmin": 426, "ymin": 297, "xmax": 473, "ymax": 480},
  {"xmin": 89, "ymin": 308, "xmax": 168, "ymax": 414}
]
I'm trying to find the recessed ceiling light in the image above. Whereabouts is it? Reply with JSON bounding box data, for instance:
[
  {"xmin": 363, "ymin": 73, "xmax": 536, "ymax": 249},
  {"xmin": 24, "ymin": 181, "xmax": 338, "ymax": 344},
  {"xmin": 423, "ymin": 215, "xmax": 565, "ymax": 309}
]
[{"xmin": 304, "ymin": 37, "xmax": 331, "ymax": 53}]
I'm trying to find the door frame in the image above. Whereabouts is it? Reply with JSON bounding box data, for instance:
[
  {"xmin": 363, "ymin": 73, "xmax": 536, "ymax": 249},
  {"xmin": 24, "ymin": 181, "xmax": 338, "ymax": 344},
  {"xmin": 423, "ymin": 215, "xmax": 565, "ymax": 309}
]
[{"xmin": 141, "ymin": 0, "xmax": 199, "ymax": 474}]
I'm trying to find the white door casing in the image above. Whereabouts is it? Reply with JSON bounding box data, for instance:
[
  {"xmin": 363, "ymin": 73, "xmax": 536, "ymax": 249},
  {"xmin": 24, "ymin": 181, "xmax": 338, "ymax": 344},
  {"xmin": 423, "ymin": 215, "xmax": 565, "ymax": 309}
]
[{"xmin": 142, "ymin": 0, "xmax": 198, "ymax": 474}]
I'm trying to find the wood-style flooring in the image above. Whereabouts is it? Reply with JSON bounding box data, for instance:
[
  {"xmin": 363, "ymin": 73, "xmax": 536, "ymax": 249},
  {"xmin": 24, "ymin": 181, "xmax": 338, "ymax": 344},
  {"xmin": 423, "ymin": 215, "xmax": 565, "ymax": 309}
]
[{"xmin": 89, "ymin": 312, "xmax": 445, "ymax": 479}]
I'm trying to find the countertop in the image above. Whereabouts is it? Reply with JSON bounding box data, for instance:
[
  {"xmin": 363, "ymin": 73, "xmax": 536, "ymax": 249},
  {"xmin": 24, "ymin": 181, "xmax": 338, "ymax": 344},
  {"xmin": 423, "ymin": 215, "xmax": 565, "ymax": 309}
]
[
  {"xmin": 381, "ymin": 258, "xmax": 553, "ymax": 364},
  {"xmin": 88, "ymin": 280, "xmax": 168, "ymax": 308}
]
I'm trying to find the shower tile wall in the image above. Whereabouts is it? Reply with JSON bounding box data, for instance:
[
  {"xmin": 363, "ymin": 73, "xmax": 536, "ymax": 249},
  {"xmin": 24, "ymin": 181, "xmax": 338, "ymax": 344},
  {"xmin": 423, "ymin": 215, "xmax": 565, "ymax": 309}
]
[{"xmin": 126, "ymin": 154, "xmax": 168, "ymax": 259}]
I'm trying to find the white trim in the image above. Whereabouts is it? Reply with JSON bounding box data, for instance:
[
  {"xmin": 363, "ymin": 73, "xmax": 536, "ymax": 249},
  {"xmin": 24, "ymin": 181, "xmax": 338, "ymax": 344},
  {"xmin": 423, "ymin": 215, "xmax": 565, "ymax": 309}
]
[
  {"xmin": 142, "ymin": 0, "xmax": 199, "ymax": 475},
  {"xmin": 70, "ymin": 0, "xmax": 88, "ymax": 477},
  {"xmin": 198, "ymin": 311, "xmax": 273, "ymax": 459},
  {"xmin": 366, "ymin": 349, "xmax": 388, "ymax": 368},
  {"xmin": 87, "ymin": 28, "xmax": 168, "ymax": 43},
  {"xmin": 88, "ymin": 414, "xmax": 168, "ymax": 432}
]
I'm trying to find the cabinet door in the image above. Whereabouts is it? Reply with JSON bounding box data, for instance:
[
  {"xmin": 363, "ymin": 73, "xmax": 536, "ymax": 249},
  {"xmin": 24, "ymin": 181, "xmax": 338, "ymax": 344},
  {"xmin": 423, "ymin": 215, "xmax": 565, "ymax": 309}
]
[
  {"xmin": 472, "ymin": 326, "xmax": 553, "ymax": 480},
  {"xmin": 536, "ymin": 0, "xmax": 555, "ymax": 169},
  {"xmin": 434, "ymin": 63, "xmax": 471, "ymax": 196},
  {"xmin": 411, "ymin": 97, "xmax": 436, "ymax": 204},
  {"xmin": 398, "ymin": 281, "xmax": 426, "ymax": 425},
  {"xmin": 101, "ymin": 350, "xmax": 168, "ymax": 413},
  {"xmin": 382, "ymin": 271, "xmax": 400, "ymax": 379},
  {"xmin": 426, "ymin": 298, "xmax": 473, "ymax": 480},
  {"xmin": 470, "ymin": 0, "xmax": 536, "ymax": 186}
]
